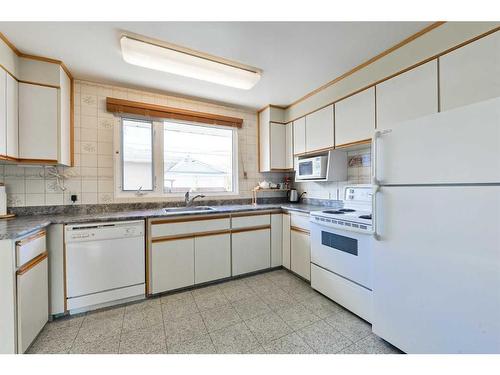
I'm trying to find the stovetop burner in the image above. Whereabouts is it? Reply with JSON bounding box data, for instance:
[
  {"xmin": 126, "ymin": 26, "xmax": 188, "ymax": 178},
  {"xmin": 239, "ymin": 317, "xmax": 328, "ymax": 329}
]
[
  {"xmin": 339, "ymin": 209, "xmax": 356, "ymax": 212},
  {"xmin": 323, "ymin": 210, "xmax": 345, "ymax": 214},
  {"xmin": 359, "ymin": 214, "xmax": 372, "ymax": 220}
]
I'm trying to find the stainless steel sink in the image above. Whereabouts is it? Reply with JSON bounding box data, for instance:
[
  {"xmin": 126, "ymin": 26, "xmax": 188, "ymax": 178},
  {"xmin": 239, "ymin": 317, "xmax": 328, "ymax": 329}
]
[{"xmin": 163, "ymin": 206, "xmax": 217, "ymax": 214}]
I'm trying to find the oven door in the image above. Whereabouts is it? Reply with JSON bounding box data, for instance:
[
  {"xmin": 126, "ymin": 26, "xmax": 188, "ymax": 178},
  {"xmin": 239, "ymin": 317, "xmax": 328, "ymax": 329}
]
[{"xmin": 310, "ymin": 222, "xmax": 373, "ymax": 289}]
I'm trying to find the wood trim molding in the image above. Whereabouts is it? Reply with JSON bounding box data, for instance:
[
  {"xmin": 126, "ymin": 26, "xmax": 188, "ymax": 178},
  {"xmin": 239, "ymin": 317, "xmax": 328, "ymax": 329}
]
[
  {"xmin": 18, "ymin": 80, "xmax": 60, "ymax": 89},
  {"xmin": 231, "ymin": 211, "xmax": 274, "ymax": 218},
  {"xmin": 151, "ymin": 214, "xmax": 230, "ymax": 225},
  {"xmin": 15, "ymin": 230, "xmax": 46, "ymax": 246},
  {"xmin": 286, "ymin": 25, "xmax": 500, "ymax": 123},
  {"xmin": 16, "ymin": 252, "xmax": 48, "ymax": 275},
  {"xmin": 291, "ymin": 226, "xmax": 310, "ymax": 235},
  {"xmin": 231, "ymin": 225, "xmax": 271, "ymax": 234},
  {"xmin": 335, "ymin": 139, "xmax": 372, "ymax": 149},
  {"xmin": 106, "ymin": 97, "xmax": 243, "ymax": 128},
  {"xmin": 257, "ymin": 104, "xmax": 287, "ymax": 114},
  {"xmin": 0, "ymin": 32, "xmax": 73, "ymax": 80},
  {"xmin": 287, "ymin": 22, "xmax": 446, "ymax": 109},
  {"xmin": 152, "ymin": 229, "xmax": 232, "ymax": 243}
]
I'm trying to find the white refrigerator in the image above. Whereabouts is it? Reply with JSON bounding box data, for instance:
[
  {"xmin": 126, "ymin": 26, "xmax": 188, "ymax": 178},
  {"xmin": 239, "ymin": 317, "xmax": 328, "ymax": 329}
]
[{"xmin": 372, "ymin": 97, "xmax": 500, "ymax": 354}]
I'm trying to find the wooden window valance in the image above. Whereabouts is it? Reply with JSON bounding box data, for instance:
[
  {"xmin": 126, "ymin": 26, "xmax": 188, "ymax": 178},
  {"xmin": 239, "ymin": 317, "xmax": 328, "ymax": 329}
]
[{"xmin": 106, "ymin": 97, "xmax": 243, "ymax": 128}]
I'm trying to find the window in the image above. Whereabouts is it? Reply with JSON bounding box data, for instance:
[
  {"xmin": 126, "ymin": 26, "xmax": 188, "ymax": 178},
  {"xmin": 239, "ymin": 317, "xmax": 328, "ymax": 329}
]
[
  {"xmin": 163, "ymin": 122, "xmax": 234, "ymax": 193},
  {"xmin": 121, "ymin": 119, "xmax": 153, "ymax": 191},
  {"xmin": 116, "ymin": 118, "xmax": 238, "ymax": 196}
]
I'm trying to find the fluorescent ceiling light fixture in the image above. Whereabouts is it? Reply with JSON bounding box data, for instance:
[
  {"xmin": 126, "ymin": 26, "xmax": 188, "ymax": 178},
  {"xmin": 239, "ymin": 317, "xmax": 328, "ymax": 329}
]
[{"xmin": 120, "ymin": 36, "xmax": 261, "ymax": 90}]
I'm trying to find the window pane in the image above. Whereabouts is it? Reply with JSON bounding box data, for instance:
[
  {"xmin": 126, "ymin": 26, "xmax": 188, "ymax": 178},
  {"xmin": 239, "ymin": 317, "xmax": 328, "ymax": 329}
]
[
  {"xmin": 163, "ymin": 122, "xmax": 234, "ymax": 193},
  {"xmin": 122, "ymin": 119, "xmax": 153, "ymax": 191}
]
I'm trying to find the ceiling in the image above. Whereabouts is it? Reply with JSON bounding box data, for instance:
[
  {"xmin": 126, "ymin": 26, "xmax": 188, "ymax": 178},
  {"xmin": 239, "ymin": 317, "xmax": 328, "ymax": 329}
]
[{"xmin": 0, "ymin": 22, "xmax": 431, "ymax": 109}]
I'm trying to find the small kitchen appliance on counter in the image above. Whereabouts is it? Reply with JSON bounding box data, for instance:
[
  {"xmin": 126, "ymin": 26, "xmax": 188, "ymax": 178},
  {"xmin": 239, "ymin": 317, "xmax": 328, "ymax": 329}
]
[{"xmin": 287, "ymin": 189, "xmax": 306, "ymax": 203}]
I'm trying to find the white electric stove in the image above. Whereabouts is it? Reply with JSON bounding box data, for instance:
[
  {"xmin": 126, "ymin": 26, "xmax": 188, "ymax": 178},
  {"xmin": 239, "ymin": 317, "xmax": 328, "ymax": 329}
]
[
  {"xmin": 310, "ymin": 185, "xmax": 373, "ymax": 233},
  {"xmin": 310, "ymin": 185, "xmax": 374, "ymax": 322}
]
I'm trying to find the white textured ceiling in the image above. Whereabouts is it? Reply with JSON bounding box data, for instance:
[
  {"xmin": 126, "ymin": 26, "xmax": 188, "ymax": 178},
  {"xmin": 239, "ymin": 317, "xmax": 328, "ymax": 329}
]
[{"xmin": 0, "ymin": 22, "xmax": 430, "ymax": 109}]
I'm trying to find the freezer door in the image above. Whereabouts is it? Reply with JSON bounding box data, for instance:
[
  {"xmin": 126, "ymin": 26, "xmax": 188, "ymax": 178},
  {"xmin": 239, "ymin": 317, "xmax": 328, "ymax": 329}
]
[
  {"xmin": 375, "ymin": 97, "xmax": 500, "ymax": 185},
  {"xmin": 372, "ymin": 186, "xmax": 500, "ymax": 353}
]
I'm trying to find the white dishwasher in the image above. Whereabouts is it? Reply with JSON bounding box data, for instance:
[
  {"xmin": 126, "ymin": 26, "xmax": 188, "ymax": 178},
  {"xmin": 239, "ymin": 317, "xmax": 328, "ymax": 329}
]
[{"xmin": 65, "ymin": 220, "xmax": 145, "ymax": 313}]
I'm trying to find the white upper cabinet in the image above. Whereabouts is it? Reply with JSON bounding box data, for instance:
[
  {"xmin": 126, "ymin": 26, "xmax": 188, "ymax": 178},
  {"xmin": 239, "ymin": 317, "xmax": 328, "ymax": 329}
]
[
  {"xmin": 6, "ymin": 74, "xmax": 18, "ymax": 158},
  {"xmin": 335, "ymin": 87, "xmax": 375, "ymax": 146},
  {"xmin": 0, "ymin": 70, "xmax": 6, "ymax": 156},
  {"xmin": 440, "ymin": 31, "xmax": 500, "ymax": 112},
  {"xmin": 293, "ymin": 116, "xmax": 306, "ymax": 155},
  {"xmin": 19, "ymin": 83, "xmax": 58, "ymax": 161},
  {"xmin": 259, "ymin": 106, "xmax": 290, "ymax": 171},
  {"xmin": 285, "ymin": 122, "xmax": 293, "ymax": 169},
  {"xmin": 269, "ymin": 122, "xmax": 286, "ymax": 169},
  {"xmin": 376, "ymin": 60, "xmax": 438, "ymax": 130},
  {"xmin": 305, "ymin": 104, "xmax": 334, "ymax": 152}
]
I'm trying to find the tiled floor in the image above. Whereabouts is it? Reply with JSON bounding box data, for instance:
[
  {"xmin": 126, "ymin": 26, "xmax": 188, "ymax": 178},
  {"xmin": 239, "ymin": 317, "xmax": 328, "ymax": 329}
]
[{"xmin": 27, "ymin": 269, "xmax": 402, "ymax": 354}]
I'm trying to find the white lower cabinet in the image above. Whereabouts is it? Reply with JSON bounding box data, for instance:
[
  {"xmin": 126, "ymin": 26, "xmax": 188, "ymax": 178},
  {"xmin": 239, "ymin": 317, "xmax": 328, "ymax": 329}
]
[
  {"xmin": 17, "ymin": 257, "xmax": 49, "ymax": 353},
  {"xmin": 194, "ymin": 233, "xmax": 231, "ymax": 284},
  {"xmin": 291, "ymin": 228, "xmax": 311, "ymax": 281},
  {"xmin": 232, "ymin": 228, "xmax": 271, "ymax": 276},
  {"xmin": 271, "ymin": 214, "xmax": 283, "ymax": 267},
  {"xmin": 151, "ymin": 238, "xmax": 194, "ymax": 293},
  {"xmin": 282, "ymin": 214, "xmax": 291, "ymax": 269}
]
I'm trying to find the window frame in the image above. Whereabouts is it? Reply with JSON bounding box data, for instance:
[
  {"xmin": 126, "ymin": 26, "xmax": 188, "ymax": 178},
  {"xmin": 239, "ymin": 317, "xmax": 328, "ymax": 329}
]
[
  {"xmin": 114, "ymin": 117, "xmax": 239, "ymax": 199},
  {"xmin": 120, "ymin": 118, "xmax": 155, "ymax": 193}
]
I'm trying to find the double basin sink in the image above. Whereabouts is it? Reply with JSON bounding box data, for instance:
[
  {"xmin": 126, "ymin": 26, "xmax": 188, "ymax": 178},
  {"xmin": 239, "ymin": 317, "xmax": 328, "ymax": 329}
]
[{"xmin": 163, "ymin": 206, "xmax": 217, "ymax": 215}]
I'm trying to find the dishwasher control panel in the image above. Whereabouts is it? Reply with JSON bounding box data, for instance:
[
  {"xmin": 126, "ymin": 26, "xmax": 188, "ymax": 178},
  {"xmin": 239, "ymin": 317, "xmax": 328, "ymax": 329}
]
[{"xmin": 65, "ymin": 220, "xmax": 145, "ymax": 243}]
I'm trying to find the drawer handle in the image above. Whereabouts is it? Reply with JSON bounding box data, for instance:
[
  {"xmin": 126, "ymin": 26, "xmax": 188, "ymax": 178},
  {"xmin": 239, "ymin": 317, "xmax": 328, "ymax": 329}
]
[
  {"xmin": 17, "ymin": 252, "xmax": 48, "ymax": 275},
  {"xmin": 16, "ymin": 230, "xmax": 46, "ymax": 247},
  {"xmin": 291, "ymin": 226, "xmax": 310, "ymax": 235}
]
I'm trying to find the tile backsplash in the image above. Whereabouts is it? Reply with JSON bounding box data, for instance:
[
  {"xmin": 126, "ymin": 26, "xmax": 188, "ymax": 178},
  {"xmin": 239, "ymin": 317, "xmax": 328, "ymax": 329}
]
[
  {"xmin": 0, "ymin": 80, "xmax": 285, "ymax": 208},
  {"xmin": 0, "ymin": 79, "xmax": 370, "ymax": 208}
]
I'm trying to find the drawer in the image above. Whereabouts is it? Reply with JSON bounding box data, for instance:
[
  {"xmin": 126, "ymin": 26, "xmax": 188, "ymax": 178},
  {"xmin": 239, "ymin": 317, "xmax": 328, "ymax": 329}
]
[
  {"xmin": 290, "ymin": 212, "xmax": 311, "ymax": 232},
  {"xmin": 150, "ymin": 216, "xmax": 230, "ymax": 239},
  {"xmin": 231, "ymin": 212, "xmax": 271, "ymax": 229},
  {"xmin": 16, "ymin": 231, "xmax": 46, "ymax": 267}
]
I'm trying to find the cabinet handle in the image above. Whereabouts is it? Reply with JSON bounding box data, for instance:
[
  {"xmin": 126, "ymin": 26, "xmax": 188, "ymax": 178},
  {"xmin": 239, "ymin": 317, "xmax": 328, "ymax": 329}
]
[
  {"xmin": 17, "ymin": 252, "xmax": 48, "ymax": 275},
  {"xmin": 290, "ymin": 226, "xmax": 310, "ymax": 235}
]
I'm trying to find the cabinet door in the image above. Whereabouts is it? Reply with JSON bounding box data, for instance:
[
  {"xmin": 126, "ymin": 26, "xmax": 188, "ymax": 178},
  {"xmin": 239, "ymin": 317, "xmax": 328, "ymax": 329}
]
[
  {"xmin": 285, "ymin": 122, "xmax": 293, "ymax": 169},
  {"xmin": 6, "ymin": 74, "xmax": 18, "ymax": 158},
  {"xmin": 282, "ymin": 214, "xmax": 291, "ymax": 269},
  {"xmin": 151, "ymin": 238, "xmax": 194, "ymax": 293},
  {"xmin": 305, "ymin": 104, "xmax": 334, "ymax": 152},
  {"xmin": 271, "ymin": 214, "xmax": 283, "ymax": 267},
  {"xmin": 19, "ymin": 83, "xmax": 58, "ymax": 160},
  {"xmin": 440, "ymin": 31, "xmax": 500, "ymax": 111},
  {"xmin": 270, "ymin": 122, "xmax": 286, "ymax": 169},
  {"xmin": 232, "ymin": 228, "xmax": 270, "ymax": 276},
  {"xmin": 194, "ymin": 233, "xmax": 231, "ymax": 284},
  {"xmin": 376, "ymin": 60, "xmax": 438, "ymax": 130},
  {"xmin": 17, "ymin": 257, "xmax": 49, "ymax": 353},
  {"xmin": 0, "ymin": 70, "xmax": 6, "ymax": 156},
  {"xmin": 293, "ymin": 117, "xmax": 306, "ymax": 155},
  {"xmin": 335, "ymin": 87, "xmax": 375, "ymax": 146},
  {"xmin": 291, "ymin": 229, "xmax": 310, "ymax": 281}
]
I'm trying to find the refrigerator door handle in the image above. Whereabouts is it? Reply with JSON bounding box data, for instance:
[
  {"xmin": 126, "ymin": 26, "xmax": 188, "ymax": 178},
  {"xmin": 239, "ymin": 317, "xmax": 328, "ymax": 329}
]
[
  {"xmin": 371, "ymin": 129, "xmax": 392, "ymax": 186},
  {"xmin": 372, "ymin": 129, "xmax": 391, "ymax": 241}
]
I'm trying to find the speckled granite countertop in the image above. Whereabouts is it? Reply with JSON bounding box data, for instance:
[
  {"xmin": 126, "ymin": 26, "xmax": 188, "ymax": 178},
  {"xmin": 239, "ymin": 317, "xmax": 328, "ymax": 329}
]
[{"xmin": 0, "ymin": 203, "xmax": 326, "ymax": 240}]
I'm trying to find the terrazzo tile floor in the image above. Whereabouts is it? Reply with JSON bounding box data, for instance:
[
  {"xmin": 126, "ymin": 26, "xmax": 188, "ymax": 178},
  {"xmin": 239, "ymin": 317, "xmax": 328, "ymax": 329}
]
[{"xmin": 27, "ymin": 269, "xmax": 402, "ymax": 354}]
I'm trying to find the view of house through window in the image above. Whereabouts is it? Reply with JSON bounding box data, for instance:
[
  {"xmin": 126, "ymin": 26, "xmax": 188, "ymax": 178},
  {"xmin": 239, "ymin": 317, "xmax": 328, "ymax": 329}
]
[
  {"xmin": 121, "ymin": 119, "xmax": 153, "ymax": 191},
  {"xmin": 163, "ymin": 121, "xmax": 234, "ymax": 193}
]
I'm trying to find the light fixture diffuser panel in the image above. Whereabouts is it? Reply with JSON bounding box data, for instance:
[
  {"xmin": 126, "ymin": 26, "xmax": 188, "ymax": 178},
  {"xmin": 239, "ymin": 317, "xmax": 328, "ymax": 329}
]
[{"xmin": 120, "ymin": 36, "xmax": 261, "ymax": 90}]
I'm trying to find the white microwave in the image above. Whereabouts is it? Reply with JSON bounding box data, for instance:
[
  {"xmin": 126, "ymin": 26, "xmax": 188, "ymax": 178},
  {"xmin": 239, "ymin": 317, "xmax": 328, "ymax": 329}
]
[{"xmin": 296, "ymin": 155, "xmax": 328, "ymax": 180}]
